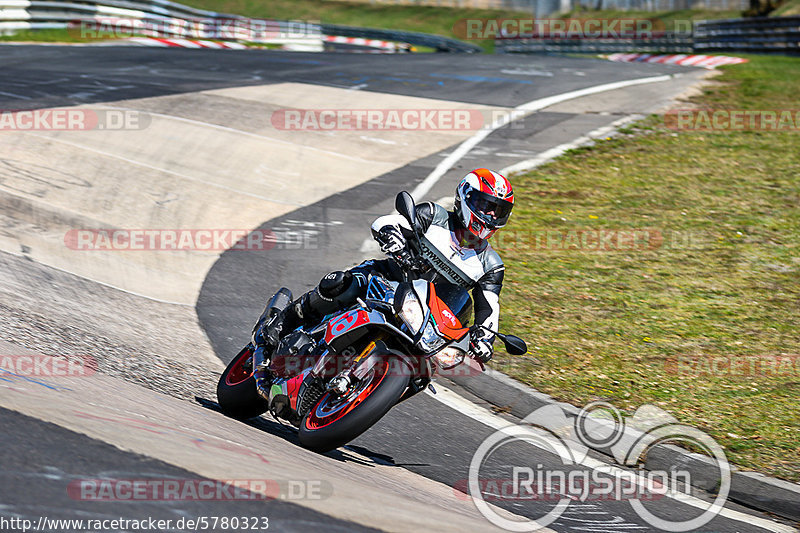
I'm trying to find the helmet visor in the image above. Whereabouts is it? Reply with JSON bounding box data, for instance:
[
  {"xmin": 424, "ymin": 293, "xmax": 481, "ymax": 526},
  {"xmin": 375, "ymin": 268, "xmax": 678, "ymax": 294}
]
[{"xmin": 465, "ymin": 190, "xmax": 513, "ymax": 229}]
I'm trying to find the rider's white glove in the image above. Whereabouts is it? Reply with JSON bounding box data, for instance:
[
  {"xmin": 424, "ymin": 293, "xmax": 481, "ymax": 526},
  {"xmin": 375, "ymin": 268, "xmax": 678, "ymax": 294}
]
[
  {"xmin": 376, "ymin": 225, "xmax": 406, "ymax": 255},
  {"xmin": 469, "ymin": 326, "xmax": 494, "ymax": 365}
]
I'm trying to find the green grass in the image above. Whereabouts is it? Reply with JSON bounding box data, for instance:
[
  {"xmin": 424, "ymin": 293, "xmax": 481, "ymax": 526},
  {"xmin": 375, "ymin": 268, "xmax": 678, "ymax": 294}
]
[
  {"xmin": 0, "ymin": 28, "xmax": 94, "ymax": 42},
  {"xmin": 772, "ymin": 0, "xmax": 800, "ymax": 16},
  {"xmin": 494, "ymin": 55, "xmax": 800, "ymax": 481}
]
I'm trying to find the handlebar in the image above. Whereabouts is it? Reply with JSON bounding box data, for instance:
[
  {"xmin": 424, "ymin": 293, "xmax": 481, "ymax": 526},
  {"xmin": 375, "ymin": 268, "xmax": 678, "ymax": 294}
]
[{"xmin": 390, "ymin": 246, "xmax": 427, "ymax": 276}]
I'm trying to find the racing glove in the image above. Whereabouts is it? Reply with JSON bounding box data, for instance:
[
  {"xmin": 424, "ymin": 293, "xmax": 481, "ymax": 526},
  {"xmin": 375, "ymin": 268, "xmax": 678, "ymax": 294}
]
[
  {"xmin": 375, "ymin": 225, "xmax": 406, "ymax": 255},
  {"xmin": 469, "ymin": 326, "xmax": 494, "ymax": 365}
]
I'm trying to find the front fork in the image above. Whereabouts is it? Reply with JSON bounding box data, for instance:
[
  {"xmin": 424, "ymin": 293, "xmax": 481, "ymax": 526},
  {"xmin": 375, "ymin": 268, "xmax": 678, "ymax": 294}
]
[
  {"xmin": 314, "ymin": 337, "xmax": 386, "ymax": 397},
  {"xmin": 251, "ymin": 344, "xmax": 272, "ymax": 403}
]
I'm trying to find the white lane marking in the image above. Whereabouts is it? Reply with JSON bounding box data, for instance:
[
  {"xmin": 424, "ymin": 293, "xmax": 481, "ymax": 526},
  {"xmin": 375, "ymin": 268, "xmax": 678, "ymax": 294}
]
[
  {"xmin": 359, "ymin": 136, "xmax": 398, "ymax": 145},
  {"xmin": 426, "ymin": 383, "xmax": 797, "ymax": 533},
  {"xmin": 501, "ymin": 68, "xmax": 554, "ymax": 77},
  {"xmin": 409, "ymin": 74, "xmax": 671, "ymax": 202},
  {"xmin": 0, "ymin": 90, "xmax": 32, "ymax": 100},
  {"xmin": 96, "ymin": 105, "xmax": 388, "ymax": 165},
  {"xmin": 499, "ymin": 115, "xmax": 642, "ymax": 176},
  {"xmin": 22, "ymin": 132, "xmax": 305, "ymax": 207}
]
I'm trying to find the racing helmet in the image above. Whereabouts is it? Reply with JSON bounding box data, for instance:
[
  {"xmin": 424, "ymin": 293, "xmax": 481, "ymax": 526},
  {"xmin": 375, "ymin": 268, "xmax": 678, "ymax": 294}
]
[{"xmin": 454, "ymin": 168, "xmax": 514, "ymax": 240}]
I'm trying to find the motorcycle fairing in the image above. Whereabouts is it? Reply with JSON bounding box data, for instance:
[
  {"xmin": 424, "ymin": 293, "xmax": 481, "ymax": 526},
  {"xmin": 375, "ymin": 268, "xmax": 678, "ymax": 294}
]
[
  {"xmin": 324, "ymin": 309, "xmax": 371, "ymax": 344},
  {"xmin": 269, "ymin": 368, "xmax": 311, "ymax": 412},
  {"xmin": 427, "ymin": 283, "xmax": 469, "ymax": 341}
]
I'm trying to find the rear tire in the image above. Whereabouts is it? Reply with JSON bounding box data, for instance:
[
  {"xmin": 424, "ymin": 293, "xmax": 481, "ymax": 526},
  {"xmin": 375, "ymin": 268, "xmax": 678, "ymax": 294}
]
[
  {"xmin": 217, "ymin": 346, "xmax": 269, "ymax": 420},
  {"xmin": 298, "ymin": 353, "xmax": 409, "ymax": 453}
]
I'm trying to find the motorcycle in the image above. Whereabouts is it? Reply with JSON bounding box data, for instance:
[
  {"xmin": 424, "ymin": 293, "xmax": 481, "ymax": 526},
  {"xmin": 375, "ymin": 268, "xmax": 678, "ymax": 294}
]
[{"xmin": 216, "ymin": 191, "xmax": 527, "ymax": 453}]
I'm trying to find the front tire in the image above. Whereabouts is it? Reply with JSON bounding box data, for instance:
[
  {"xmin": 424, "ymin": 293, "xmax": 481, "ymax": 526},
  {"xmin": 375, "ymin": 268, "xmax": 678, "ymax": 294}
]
[
  {"xmin": 298, "ymin": 354, "xmax": 409, "ymax": 453},
  {"xmin": 217, "ymin": 346, "xmax": 269, "ymax": 420}
]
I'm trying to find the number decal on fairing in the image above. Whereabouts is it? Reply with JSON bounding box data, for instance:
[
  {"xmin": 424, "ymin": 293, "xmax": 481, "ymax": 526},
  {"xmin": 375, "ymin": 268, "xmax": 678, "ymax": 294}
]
[
  {"xmin": 331, "ymin": 312, "xmax": 358, "ymax": 335},
  {"xmin": 325, "ymin": 310, "xmax": 368, "ymax": 343}
]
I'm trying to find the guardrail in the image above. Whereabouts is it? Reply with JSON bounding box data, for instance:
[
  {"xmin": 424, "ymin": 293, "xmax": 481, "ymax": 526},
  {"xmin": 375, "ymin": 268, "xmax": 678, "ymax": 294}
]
[
  {"xmin": 497, "ymin": 34, "xmax": 693, "ymax": 54},
  {"xmin": 0, "ymin": 0, "xmax": 317, "ymax": 41},
  {"xmin": 694, "ymin": 15, "xmax": 800, "ymax": 54},
  {"xmin": 497, "ymin": 16, "xmax": 800, "ymax": 55},
  {"xmin": 0, "ymin": 0, "xmax": 480, "ymax": 52}
]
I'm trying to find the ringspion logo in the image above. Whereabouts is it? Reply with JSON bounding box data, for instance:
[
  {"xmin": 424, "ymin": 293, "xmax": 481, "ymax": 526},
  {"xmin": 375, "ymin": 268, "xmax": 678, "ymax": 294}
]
[{"xmin": 468, "ymin": 402, "xmax": 730, "ymax": 531}]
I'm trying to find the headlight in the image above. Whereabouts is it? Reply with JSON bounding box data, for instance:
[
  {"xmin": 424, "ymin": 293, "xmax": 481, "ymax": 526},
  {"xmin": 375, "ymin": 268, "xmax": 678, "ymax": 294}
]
[
  {"xmin": 433, "ymin": 346, "xmax": 466, "ymax": 370},
  {"xmin": 399, "ymin": 290, "xmax": 425, "ymax": 333},
  {"xmin": 419, "ymin": 320, "xmax": 447, "ymax": 352}
]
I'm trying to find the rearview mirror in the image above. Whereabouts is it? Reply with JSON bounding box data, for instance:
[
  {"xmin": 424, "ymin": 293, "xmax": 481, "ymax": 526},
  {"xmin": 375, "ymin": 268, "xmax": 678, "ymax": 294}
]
[
  {"xmin": 502, "ymin": 335, "xmax": 528, "ymax": 355},
  {"xmin": 395, "ymin": 191, "xmax": 417, "ymax": 232}
]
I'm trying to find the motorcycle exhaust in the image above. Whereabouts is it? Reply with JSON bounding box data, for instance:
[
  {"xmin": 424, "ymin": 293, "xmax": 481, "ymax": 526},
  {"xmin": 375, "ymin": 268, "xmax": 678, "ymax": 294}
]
[
  {"xmin": 266, "ymin": 287, "xmax": 293, "ymax": 316},
  {"xmin": 252, "ymin": 345, "xmax": 272, "ymax": 402},
  {"xmin": 251, "ymin": 287, "xmax": 295, "ymax": 402}
]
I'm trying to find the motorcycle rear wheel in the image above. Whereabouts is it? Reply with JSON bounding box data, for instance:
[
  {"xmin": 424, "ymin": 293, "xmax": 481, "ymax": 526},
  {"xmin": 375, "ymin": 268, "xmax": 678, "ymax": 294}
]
[
  {"xmin": 217, "ymin": 345, "xmax": 269, "ymax": 420},
  {"xmin": 298, "ymin": 353, "xmax": 408, "ymax": 453}
]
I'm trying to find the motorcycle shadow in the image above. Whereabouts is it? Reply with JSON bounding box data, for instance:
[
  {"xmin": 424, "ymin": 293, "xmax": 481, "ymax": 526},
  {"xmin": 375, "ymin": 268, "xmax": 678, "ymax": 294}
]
[{"xmin": 193, "ymin": 396, "xmax": 392, "ymax": 467}]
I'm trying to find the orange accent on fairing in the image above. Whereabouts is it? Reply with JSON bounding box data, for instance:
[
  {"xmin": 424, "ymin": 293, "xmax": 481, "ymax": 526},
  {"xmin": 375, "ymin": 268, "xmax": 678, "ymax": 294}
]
[
  {"xmin": 354, "ymin": 340, "xmax": 377, "ymax": 363},
  {"xmin": 427, "ymin": 284, "xmax": 469, "ymax": 341}
]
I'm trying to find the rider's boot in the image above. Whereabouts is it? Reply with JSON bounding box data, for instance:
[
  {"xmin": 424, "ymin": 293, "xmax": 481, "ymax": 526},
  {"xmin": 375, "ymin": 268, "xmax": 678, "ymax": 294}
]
[{"xmin": 259, "ymin": 271, "xmax": 362, "ymax": 350}]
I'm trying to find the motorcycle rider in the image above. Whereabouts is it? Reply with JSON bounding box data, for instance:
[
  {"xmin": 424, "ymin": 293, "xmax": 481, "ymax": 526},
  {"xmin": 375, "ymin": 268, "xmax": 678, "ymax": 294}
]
[{"xmin": 258, "ymin": 168, "xmax": 515, "ymax": 366}]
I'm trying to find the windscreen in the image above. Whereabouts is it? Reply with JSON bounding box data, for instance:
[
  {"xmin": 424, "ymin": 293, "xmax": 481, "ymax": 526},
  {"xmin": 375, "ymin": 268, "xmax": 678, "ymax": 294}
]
[{"xmin": 433, "ymin": 280, "xmax": 473, "ymax": 326}]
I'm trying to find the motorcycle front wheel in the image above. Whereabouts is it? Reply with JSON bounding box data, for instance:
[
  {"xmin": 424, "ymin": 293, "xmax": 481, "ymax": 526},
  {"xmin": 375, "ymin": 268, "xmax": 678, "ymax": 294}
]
[{"xmin": 298, "ymin": 353, "xmax": 409, "ymax": 453}]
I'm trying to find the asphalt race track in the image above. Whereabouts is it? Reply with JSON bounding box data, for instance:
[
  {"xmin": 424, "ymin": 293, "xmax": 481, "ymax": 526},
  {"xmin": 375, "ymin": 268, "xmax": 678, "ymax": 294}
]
[{"xmin": 1, "ymin": 45, "xmax": 795, "ymax": 533}]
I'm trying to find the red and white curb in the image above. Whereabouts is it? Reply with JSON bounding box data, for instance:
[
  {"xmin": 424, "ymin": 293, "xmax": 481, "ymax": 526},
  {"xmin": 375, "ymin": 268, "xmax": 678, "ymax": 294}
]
[
  {"xmin": 126, "ymin": 37, "xmax": 247, "ymax": 49},
  {"xmin": 121, "ymin": 35, "xmax": 406, "ymax": 53},
  {"xmin": 606, "ymin": 53, "xmax": 748, "ymax": 69},
  {"xmin": 323, "ymin": 35, "xmax": 399, "ymax": 51}
]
